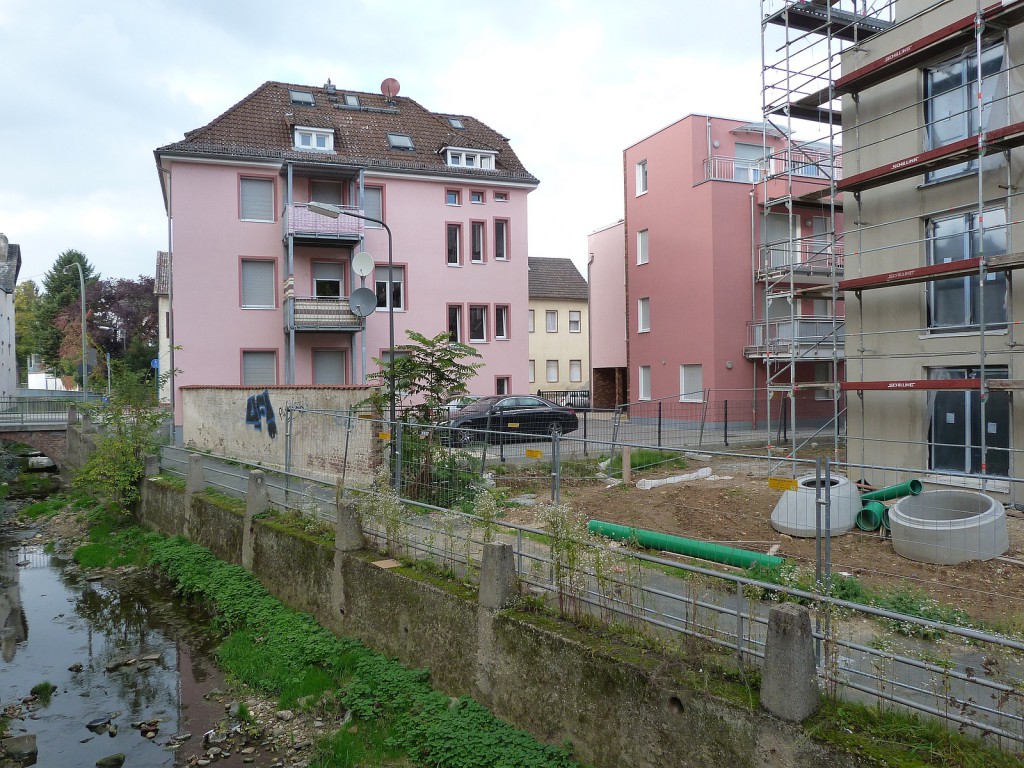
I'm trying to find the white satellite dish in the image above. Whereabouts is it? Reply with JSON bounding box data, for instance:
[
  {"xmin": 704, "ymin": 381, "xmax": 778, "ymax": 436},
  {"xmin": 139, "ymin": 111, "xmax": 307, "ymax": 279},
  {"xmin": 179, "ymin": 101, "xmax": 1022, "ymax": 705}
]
[
  {"xmin": 351, "ymin": 252, "xmax": 374, "ymax": 277},
  {"xmin": 349, "ymin": 287, "xmax": 378, "ymax": 317}
]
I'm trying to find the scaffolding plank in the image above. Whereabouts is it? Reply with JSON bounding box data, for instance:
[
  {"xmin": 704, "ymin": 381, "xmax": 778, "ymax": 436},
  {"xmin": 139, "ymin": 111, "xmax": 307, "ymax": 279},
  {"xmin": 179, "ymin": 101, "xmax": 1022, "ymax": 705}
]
[
  {"xmin": 765, "ymin": 2, "xmax": 892, "ymax": 42},
  {"xmin": 837, "ymin": 121, "xmax": 1024, "ymax": 193},
  {"xmin": 843, "ymin": 379, "xmax": 1024, "ymax": 391},
  {"xmin": 837, "ymin": 251, "xmax": 1024, "ymax": 292},
  {"xmin": 835, "ymin": 1, "xmax": 1024, "ymax": 95},
  {"xmin": 768, "ymin": 86, "xmax": 840, "ymax": 123}
]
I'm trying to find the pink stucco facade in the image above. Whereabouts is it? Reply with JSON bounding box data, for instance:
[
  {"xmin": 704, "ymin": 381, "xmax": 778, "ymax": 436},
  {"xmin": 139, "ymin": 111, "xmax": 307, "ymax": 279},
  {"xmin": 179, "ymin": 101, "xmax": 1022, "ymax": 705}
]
[
  {"xmin": 163, "ymin": 161, "xmax": 532, "ymax": 427},
  {"xmin": 621, "ymin": 114, "xmax": 843, "ymax": 405}
]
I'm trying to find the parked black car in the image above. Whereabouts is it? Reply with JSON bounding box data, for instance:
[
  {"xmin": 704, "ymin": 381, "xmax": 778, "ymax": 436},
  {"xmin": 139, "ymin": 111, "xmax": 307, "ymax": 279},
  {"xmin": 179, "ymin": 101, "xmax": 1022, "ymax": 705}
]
[{"xmin": 446, "ymin": 395, "xmax": 579, "ymax": 445}]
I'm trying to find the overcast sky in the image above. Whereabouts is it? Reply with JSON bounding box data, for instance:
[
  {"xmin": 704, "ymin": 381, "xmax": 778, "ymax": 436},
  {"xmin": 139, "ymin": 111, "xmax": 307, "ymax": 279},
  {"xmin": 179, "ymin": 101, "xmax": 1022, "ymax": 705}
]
[{"xmin": 1, "ymin": 0, "xmax": 765, "ymax": 287}]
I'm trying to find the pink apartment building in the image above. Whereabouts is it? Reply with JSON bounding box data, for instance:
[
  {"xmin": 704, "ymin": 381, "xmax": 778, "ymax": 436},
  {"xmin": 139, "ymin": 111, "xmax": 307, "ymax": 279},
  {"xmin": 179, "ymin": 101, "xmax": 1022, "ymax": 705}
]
[
  {"xmin": 616, "ymin": 114, "xmax": 844, "ymax": 419},
  {"xmin": 155, "ymin": 80, "xmax": 537, "ymax": 434}
]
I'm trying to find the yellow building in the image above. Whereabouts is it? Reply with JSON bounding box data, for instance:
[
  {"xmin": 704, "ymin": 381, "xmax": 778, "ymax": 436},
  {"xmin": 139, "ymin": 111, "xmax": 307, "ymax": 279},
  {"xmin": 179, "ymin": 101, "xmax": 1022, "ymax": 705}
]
[{"xmin": 527, "ymin": 257, "xmax": 589, "ymax": 398}]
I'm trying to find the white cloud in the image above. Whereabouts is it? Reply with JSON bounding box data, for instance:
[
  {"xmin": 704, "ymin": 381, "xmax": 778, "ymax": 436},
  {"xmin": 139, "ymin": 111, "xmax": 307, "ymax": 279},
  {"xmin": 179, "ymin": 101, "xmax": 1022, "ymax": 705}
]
[{"xmin": 1, "ymin": 0, "xmax": 766, "ymax": 283}]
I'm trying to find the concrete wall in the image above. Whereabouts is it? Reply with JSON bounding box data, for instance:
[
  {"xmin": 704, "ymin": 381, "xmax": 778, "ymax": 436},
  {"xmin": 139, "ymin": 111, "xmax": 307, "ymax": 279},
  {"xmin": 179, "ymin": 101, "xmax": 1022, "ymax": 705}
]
[
  {"xmin": 180, "ymin": 385, "xmax": 376, "ymax": 482},
  {"xmin": 136, "ymin": 475, "xmax": 859, "ymax": 768}
]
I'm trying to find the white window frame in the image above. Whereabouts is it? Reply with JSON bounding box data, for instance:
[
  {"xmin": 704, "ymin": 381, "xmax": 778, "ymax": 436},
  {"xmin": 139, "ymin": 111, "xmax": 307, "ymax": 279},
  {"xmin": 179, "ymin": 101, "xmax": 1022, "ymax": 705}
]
[
  {"xmin": 637, "ymin": 229, "xmax": 649, "ymax": 265},
  {"xmin": 445, "ymin": 148, "xmax": 496, "ymax": 169},
  {"xmin": 528, "ymin": 309, "xmax": 535, "ymax": 333},
  {"xmin": 545, "ymin": 310, "xmax": 558, "ymax": 333},
  {"xmin": 343, "ymin": 93, "xmax": 360, "ymax": 107},
  {"xmin": 446, "ymin": 189, "xmax": 461, "ymax": 206},
  {"xmin": 636, "ymin": 160, "xmax": 648, "ymax": 195},
  {"xmin": 294, "ymin": 126, "xmax": 335, "ymax": 152},
  {"xmin": 470, "ymin": 190, "xmax": 484, "ymax": 204},
  {"xmin": 568, "ymin": 310, "xmax": 581, "ymax": 333},
  {"xmin": 241, "ymin": 259, "xmax": 276, "ymax": 308},
  {"xmin": 546, "ymin": 359, "xmax": 559, "ymax": 383},
  {"xmin": 495, "ymin": 305, "xmax": 509, "ymax": 339},
  {"xmin": 469, "ymin": 305, "xmax": 488, "ymax": 342},
  {"xmin": 528, "ymin": 359, "xmax": 535, "ymax": 383},
  {"xmin": 375, "ymin": 265, "xmax": 405, "ymax": 311},
  {"xmin": 494, "ymin": 219, "xmax": 509, "ymax": 261},
  {"xmin": 471, "ymin": 221, "xmax": 485, "ymax": 263},
  {"xmin": 679, "ymin": 364, "xmax": 703, "ymax": 402},
  {"xmin": 569, "ymin": 359, "xmax": 582, "ymax": 383},
  {"xmin": 387, "ymin": 133, "xmax": 415, "ymax": 150},
  {"xmin": 637, "ymin": 297, "xmax": 650, "ymax": 333},
  {"xmin": 638, "ymin": 365, "xmax": 651, "ymax": 401},
  {"xmin": 496, "ymin": 376, "xmax": 510, "ymax": 395},
  {"xmin": 494, "ymin": 192, "xmax": 509, "ymax": 202},
  {"xmin": 448, "ymin": 304, "xmax": 462, "ymax": 342},
  {"xmin": 447, "ymin": 223, "xmax": 461, "ymax": 266}
]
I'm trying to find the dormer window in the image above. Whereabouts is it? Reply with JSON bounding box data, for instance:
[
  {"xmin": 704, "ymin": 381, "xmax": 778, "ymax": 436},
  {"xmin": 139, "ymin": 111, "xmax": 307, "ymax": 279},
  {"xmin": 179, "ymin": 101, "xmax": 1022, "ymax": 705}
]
[
  {"xmin": 343, "ymin": 93, "xmax": 360, "ymax": 106},
  {"xmin": 289, "ymin": 90, "xmax": 315, "ymax": 106},
  {"xmin": 448, "ymin": 117, "xmax": 464, "ymax": 129},
  {"xmin": 294, "ymin": 126, "xmax": 335, "ymax": 152},
  {"xmin": 387, "ymin": 133, "xmax": 415, "ymax": 151},
  {"xmin": 445, "ymin": 149, "xmax": 495, "ymax": 170}
]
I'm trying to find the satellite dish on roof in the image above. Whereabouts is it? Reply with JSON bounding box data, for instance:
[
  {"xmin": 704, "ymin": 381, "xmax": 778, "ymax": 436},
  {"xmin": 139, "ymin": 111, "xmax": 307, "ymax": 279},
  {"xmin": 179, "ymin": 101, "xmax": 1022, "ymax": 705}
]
[
  {"xmin": 349, "ymin": 287, "xmax": 378, "ymax": 318},
  {"xmin": 381, "ymin": 78, "xmax": 400, "ymax": 100},
  {"xmin": 351, "ymin": 252, "xmax": 374, "ymax": 277}
]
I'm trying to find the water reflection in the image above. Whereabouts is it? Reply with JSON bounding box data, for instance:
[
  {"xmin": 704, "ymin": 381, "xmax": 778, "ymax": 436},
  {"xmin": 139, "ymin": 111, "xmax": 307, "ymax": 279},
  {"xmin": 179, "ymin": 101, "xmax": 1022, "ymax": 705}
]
[{"xmin": 0, "ymin": 518, "xmax": 227, "ymax": 767}]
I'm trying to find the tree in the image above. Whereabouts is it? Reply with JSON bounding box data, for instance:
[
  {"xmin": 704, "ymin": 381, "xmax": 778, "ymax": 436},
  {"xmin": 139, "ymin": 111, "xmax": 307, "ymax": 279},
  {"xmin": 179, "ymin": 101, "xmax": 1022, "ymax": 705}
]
[
  {"xmin": 88, "ymin": 276, "xmax": 158, "ymax": 375},
  {"xmin": 73, "ymin": 370, "xmax": 166, "ymax": 507},
  {"xmin": 14, "ymin": 280, "xmax": 40, "ymax": 381},
  {"xmin": 34, "ymin": 250, "xmax": 99, "ymax": 378},
  {"xmin": 366, "ymin": 330, "xmax": 483, "ymax": 507}
]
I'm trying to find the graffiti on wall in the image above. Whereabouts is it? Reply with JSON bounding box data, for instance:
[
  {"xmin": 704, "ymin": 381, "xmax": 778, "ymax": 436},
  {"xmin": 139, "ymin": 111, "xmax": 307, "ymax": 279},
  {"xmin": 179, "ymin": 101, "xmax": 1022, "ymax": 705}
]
[{"xmin": 245, "ymin": 389, "xmax": 278, "ymax": 438}]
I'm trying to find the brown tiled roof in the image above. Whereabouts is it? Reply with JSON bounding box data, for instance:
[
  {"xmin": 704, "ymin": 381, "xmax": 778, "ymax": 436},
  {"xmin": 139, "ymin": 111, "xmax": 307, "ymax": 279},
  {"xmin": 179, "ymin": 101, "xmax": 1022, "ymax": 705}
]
[
  {"xmin": 528, "ymin": 257, "xmax": 587, "ymax": 301},
  {"xmin": 157, "ymin": 80, "xmax": 538, "ymax": 184}
]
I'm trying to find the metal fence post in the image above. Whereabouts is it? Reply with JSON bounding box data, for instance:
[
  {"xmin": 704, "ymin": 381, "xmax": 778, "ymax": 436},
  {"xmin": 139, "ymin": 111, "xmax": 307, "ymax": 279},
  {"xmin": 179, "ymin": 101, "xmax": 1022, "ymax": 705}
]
[
  {"xmin": 552, "ymin": 432, "xmax": 561, "ymax": 504},
  {"xmin": 340, "ymin": 405, "xmax": 354, "ymax": 497},
  {"xmin": 724, "ymin": 399, "xmax": 729, "ymax": 447},
  {"xmin": 735, "ymin": 579, "xmax": 745, "ymax": 665},
  {"xmin": 657, "ymin": 401, "xmax": 663, "ymax": 447},
  {"xmin": 582, "ymin": 410, "xmax": 588, "ymax": 456},
  {"xmin": 394, "ymin": 420, "xmax": 404, "ymax": 496}
]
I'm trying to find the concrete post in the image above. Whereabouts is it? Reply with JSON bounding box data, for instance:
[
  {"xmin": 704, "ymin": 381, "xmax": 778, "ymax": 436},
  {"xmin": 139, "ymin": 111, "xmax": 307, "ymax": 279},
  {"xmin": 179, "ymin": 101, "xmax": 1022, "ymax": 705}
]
[
  {"xmin": 622, "ymin": 446, "xmax": 631, "ymax": 485},
  {"xmin": 479, "ymin": 542, "xmax": 517, "ymax": 610},
  {"xmin": 81, "ymin": 412, "xmax": 94, "ymax": 433},
  {"xmin": 184, "ymin": 454, "xmax": 205, "ymax": 540},
  {"xmin": 67, "ymin": 405, "xmax": 78, "ymax": 425},
  {"xmin": 144, "ymin": 454, "xmax": 160, "ymax": 479},
  {"xmin": 335, "ymin": 500, "xmax": 364, "ymax": 552},
  {"xmin": 242, "ymin": 470, "xmax": 268, "ymax": 570},
  {"xmin": 760, "ymin": 603, "xmax": 819, "ymax": 722}
]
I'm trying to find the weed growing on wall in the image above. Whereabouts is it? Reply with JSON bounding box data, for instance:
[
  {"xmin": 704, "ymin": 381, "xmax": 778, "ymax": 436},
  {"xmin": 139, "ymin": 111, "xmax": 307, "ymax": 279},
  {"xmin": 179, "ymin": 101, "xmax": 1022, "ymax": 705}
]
[{"xmin": 356, "ymin": 469, "xmax": 409, "ymax": 557}]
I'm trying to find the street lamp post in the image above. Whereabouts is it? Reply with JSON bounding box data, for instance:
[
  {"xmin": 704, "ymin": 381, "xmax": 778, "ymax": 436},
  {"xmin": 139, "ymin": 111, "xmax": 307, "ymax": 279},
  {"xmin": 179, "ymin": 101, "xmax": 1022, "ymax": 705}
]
[
  {"xmin": 63, "ymin": 261, "xmax": 88, "ymax": 401},
  {"xmin": 306, "ymin": 201, "xmax": 396, "ymax": 440}
]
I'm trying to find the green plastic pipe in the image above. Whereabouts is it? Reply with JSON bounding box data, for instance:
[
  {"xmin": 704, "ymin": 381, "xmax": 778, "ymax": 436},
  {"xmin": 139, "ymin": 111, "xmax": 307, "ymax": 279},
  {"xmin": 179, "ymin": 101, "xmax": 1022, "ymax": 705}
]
[
  {"xmin": 861, "ymin": 479, "xmax": 922, "ymax": 502},
  {"xmin": 587, "ymin": 520, "xmax": 784, "ymax": 570},
  {"xmin": 881, "ymin": 508, "xmax": 891, "ymax": 531},
  {"xmin": 855, "ymin": 501, "xmax": 886, "ymax": 532}
]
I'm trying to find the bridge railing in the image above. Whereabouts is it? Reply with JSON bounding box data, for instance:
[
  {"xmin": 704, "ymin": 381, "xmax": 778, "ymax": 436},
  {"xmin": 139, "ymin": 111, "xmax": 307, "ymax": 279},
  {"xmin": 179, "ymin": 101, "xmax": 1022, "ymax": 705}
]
[{"xmin": 0, "ymin": 396, "xmax": 77, "ymax": 427}]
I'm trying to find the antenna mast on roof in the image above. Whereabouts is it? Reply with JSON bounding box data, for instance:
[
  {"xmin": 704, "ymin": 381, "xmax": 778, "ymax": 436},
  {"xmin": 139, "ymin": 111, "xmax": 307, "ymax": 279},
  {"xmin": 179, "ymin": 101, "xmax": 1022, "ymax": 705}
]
[{"xmin": 381, "ymin": 77, "xmax": 400, "ymax": 105}]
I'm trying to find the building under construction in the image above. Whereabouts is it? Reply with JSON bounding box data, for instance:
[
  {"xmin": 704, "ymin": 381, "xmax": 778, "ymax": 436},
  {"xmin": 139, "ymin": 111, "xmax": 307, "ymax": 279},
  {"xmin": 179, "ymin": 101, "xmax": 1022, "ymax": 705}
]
[{"xmin": 762, "ymin": 0, "xmax": 1024, "ymax": 502}]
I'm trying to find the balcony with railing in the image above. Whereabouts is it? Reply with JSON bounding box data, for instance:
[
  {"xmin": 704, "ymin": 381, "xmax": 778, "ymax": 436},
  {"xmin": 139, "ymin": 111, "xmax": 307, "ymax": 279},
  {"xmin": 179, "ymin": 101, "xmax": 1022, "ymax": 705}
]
[
  {"xmin": 286, "ymin": 203, "xmax": 365, "ymax": 242},
  {"xmin": 756, "ymin": 240, "xmax": 844, "ymax": 284},
  {"xmin": 704, "ymin": 148, "xmax": 843, "ymax": 184},
  {"xmin": 290, "ymin": 296, "xmax": 363, "ymax": 332},
  {"xmin": 744, "ymin": 316, "xmax": 845, "ymax": 360}
]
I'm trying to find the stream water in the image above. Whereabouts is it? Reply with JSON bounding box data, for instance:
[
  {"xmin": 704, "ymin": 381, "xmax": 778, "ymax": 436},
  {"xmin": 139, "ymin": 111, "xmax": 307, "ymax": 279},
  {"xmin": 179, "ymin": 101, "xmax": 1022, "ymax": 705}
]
[{"xmin": 0, "ymin": 510, "xmax": 240, "ymax": 767}]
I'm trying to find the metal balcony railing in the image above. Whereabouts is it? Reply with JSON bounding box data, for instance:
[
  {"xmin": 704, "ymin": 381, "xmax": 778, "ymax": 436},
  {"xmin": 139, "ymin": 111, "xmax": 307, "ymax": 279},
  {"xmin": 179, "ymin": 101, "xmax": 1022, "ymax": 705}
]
[
  {"xmin": 292, "ymin": 296, "xmax": 362, "ymax": 331},
  {"xmin": 704, "ymin": 150, "xmax": 843, "ymax": 183},
  {"xmin": 757, "ymin": 240, "xmax": 845, "ymax": 275},
  {"xmin": 286, "ymin": 203, "xmax": 365, "ymax": 239},
  {"xmin": 745, "ymin": 316, "xmax": 845, "ymax": 357}
]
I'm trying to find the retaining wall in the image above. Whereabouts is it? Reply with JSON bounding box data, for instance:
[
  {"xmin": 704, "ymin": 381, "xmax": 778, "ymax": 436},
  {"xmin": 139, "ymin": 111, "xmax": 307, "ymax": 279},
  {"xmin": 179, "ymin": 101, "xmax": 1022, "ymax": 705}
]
[{"xmin": 136, "ymin": 475, "xmax": 859, "ymax": 768}]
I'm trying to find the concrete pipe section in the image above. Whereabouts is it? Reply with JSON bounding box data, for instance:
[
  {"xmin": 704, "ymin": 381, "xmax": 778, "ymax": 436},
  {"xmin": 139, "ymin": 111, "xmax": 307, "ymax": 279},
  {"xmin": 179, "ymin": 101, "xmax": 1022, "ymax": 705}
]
[
  {"xmin": 770, "ymin": 474, "xmax": 860, "ymax": 538},
  {"xmin": 889, "ymin": 490, "xmax": 1008, "ymax": 565}
]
